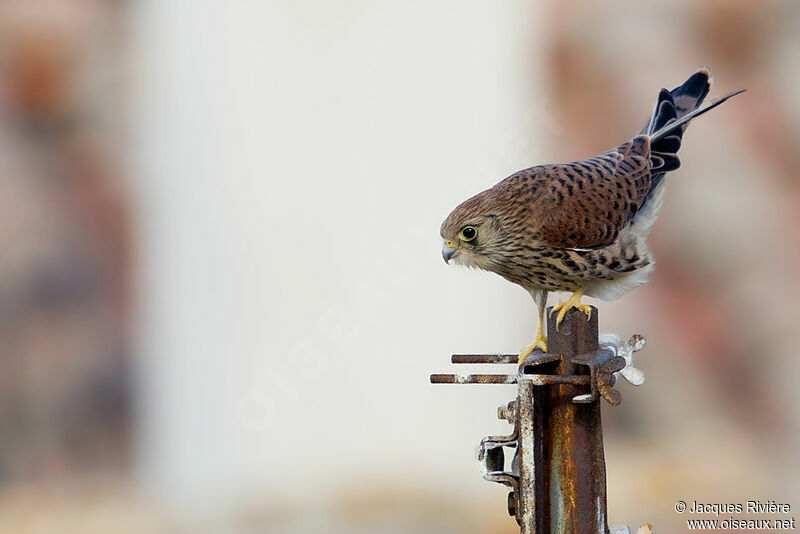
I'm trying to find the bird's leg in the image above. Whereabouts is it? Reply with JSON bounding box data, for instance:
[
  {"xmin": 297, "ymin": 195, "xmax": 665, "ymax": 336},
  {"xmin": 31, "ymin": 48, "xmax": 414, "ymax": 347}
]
[
  {"xmin": 517, "ymin": 322, "xmax": 547, "ymax": 364},
  {"xmin": 518, "ymin": 291, "xmax": 548, "ymax": 364},
  {"xmin": 549, "ymin": 289, "xmax": 592, "ymax": 331}
]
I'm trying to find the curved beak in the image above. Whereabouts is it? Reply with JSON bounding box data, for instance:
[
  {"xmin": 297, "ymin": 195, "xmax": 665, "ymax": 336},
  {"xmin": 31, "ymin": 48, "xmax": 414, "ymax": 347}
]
[{"xmin": 442, "ymin": 240, "xmax": 459, "ymax": 264}]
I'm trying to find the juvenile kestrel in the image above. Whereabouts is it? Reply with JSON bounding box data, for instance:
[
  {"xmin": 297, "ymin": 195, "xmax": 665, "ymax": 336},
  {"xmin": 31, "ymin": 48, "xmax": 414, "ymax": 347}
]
[{"xmin": 440, "ymin": 69, "xmax": 742, "ymax": 363}]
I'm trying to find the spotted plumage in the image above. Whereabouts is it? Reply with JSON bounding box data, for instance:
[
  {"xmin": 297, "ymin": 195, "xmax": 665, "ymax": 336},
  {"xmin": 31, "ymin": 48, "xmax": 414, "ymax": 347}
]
[{"xmin": 440, "ymin": 69, "xmax": 743, "ymax": 359}]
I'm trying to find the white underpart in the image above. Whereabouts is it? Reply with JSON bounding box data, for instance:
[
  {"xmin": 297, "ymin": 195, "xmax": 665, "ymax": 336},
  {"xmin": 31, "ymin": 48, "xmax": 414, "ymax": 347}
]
[
  {"xmin": 584, "ymin": 181, "xmax": 666, "ymax": 301},
  {"xmin": 585, "ymin": 256, "xmax": 654, "ymax": 301},
  {"xmin": 628, "ymin": 179, "xmax": 666, "ymax": 237}
]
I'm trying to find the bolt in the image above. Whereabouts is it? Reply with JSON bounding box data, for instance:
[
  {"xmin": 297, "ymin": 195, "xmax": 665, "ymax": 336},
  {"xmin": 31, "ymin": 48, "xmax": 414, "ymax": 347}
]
[{"xmin": 498, "ymin": 401, "xmax": 516, "ymax": 422}]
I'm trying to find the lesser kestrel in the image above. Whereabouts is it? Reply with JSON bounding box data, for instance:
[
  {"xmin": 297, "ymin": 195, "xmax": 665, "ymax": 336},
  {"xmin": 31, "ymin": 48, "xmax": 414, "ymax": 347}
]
[{"xmin": 440, "ymin": 69, "xmax": 742, "ymax": 363}]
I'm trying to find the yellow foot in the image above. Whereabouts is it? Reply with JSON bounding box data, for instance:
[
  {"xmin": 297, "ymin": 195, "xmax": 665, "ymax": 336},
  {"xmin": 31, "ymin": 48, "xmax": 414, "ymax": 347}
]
[
  {"xmin": 518, "ymin": 333, "xmax": 548, "ymax": 364},
  {"xmin": 549, "ymin": 291, "xmax": 591, "ymax": 331}
]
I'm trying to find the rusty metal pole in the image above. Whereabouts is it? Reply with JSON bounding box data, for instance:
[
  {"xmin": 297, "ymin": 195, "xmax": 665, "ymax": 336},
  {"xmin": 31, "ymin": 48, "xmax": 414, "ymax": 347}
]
[
  {"xmin": 431, "ymin": 307, "xmax": 645, "ymax": 533},
  {"xmin": 522, "ymin": 307, "xmax": 607, "ymax": 534}
]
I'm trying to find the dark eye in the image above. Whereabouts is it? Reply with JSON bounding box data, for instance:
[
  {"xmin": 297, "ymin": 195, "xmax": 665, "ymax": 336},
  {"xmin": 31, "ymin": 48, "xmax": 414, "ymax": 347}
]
[{"xmin": 459, "ymin": 226, "xmax": 477, "ymax": 242}]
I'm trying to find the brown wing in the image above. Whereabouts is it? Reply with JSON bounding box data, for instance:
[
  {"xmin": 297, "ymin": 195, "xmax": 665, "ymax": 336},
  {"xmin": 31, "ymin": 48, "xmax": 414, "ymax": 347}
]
[{"xmin": 530, "ymin": 135, "xmax": 653, "ymax": 249}]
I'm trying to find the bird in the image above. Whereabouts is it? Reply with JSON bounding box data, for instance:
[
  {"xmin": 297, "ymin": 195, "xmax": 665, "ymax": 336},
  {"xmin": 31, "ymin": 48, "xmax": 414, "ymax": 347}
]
[{"xmin": 440, "ymin": 69, "xmax": 743, "ymax": 364}]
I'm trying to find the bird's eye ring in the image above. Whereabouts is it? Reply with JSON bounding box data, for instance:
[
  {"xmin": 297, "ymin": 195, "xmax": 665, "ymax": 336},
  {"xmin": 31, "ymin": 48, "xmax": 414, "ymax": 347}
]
[{"xmin": 459, "ymin": 226, "xmax": 477, "ymax": 242}]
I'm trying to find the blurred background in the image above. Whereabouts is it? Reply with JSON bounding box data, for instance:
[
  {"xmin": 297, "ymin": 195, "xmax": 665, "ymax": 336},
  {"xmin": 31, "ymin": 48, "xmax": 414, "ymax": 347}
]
[{"xmin": 0, "ymin": 0, "xmax": 797, "ymax": 532}]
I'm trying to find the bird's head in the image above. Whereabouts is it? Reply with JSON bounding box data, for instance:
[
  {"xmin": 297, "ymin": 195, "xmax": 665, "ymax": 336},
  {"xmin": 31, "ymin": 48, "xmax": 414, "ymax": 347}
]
[{"xmin": 440, "ymin": 191, "xmax": 506, "ymax": 270}]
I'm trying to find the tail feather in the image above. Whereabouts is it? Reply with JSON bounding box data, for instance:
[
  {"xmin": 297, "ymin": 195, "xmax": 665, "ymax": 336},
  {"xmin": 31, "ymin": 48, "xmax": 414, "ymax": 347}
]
[
  {"xmin": 641, "ymin": 69, "xmax": 713, "ymax": 175},
  {"xmin": 649, "ymin": 89, "xmax": 745, "ymax": 143},
  {"xmin": 670, "ymin": 69, "xmax": 713, "ymax": 118},
  {"xmin": 637, "ymin": 69, "xmax": 743, "ymax": 209}
]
